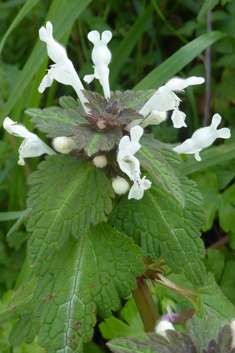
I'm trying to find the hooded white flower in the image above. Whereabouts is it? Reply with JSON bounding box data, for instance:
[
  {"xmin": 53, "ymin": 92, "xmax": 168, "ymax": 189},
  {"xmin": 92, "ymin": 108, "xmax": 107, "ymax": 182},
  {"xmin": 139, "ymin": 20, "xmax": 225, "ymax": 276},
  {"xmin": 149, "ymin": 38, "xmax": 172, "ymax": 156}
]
[
  {"xmin": 128, "ymin": 176, "xmax": 151, "ymax": 200},
  {"xmin": 173, "ymin": 114, "xmax": 231, "ymax": 161},
  {"xmin": 117, "ymin": 125, "xmax": 151, "ymax": 200},
  {"xmin": 84, "ymin": 30, "xmax": 112, "ymax": 98},
  {"xmin": 4, "ymin": 117, "xmax": 56, "ymax": 165},
  {"xmin": 139, "ymin": 76, "xmax": 205, "ymax": 128},
  {"xmin": 155, "ymin": 320, "xmax": 175, "ymax": 337},
  {"xmin": 38, "ymin": 21, "xmax": 88, "ymax": 112}
]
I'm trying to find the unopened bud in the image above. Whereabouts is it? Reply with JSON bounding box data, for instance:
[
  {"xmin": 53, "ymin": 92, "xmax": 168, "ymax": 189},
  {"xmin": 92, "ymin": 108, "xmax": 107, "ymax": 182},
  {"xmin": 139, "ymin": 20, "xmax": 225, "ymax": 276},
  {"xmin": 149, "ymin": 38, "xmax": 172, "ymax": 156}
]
[
  {"xmin": 93, "ymin": 155, "xmax": 108, "ymax": 168},
  {"xmin": 112, "ymin": 176, "xmax": 130, "ymax": 195},
  {"xmin": 97, "ymin": 119, "xmax": 107, "ymax": 129},
  {"xmin": 53, "ymin": 136, "xmax": 77, "ymax": 154},
  {"xmin": 155, "ymin": 320, "xmax": 175, "ymax": 337},
  {"xmin": 141, "ymin": 110, "xmax": 167, "ymax": 128}
]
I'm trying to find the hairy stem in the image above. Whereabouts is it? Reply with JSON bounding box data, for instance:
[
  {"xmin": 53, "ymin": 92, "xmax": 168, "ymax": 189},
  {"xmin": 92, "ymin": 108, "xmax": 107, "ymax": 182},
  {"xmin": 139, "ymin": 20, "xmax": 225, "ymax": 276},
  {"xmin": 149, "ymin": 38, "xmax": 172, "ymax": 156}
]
[{"xmin": 132, "ymin": 277, "xmax": 159, "ymax": 332}]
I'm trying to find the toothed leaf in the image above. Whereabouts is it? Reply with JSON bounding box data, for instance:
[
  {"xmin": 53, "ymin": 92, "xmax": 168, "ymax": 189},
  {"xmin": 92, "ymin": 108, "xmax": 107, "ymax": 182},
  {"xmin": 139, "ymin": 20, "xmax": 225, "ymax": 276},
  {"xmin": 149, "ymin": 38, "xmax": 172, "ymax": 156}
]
[
  {"xmin": 33, "ymin": 223, "xmax": 144, "ymax": 352},
  {"xmin": 109, "ymin": 173, "xmax": 206, "ymax": 287},
  {"xmin": 26, "ymin": 96, "xmax": 86, "ymax": 138},
  {"xmin": 73, "ymin": 124, "xmax": 122, "ymax": 156},
  {"xmin": 26, "ymin": 155, "xmax": 114, "ymax": 266}
]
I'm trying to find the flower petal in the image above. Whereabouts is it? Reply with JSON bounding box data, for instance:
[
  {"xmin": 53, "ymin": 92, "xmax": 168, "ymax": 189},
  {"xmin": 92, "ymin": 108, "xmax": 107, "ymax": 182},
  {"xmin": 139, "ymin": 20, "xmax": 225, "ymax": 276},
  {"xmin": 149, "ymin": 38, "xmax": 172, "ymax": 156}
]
[
  {"xmin": 38, "ymin": 74, "xmax": 53, "ymax": 93},
  {"xmin": 171, "ymin": 109, "xmax": 187, "ymax": 128},
  {"xmin": 3, "ymin": 117, "xmax": 34, "ymax": 139}
]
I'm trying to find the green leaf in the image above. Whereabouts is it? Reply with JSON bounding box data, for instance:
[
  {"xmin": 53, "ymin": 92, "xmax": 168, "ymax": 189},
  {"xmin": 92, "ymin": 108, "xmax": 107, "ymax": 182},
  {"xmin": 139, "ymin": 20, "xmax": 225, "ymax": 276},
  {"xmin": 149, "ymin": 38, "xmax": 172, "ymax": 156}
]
[
  {"xmin": 192, "ymin": 171, "xmax": 235, "ymax": 232},
  {"xmin": 33, "ymin": 223, "xmax": 144, "ymax": 352},
  {"xmin": 0, "ymin": 279, "xmax": 37, "ymax": 324},
  {"xmin": 205, "ymin": 249, "xmax": 225, "ymax": 283},
  {"xmin": 111, "ymin": 90, "xmax": 155, "ymax": 111},
  {"xmin": 220, "ymin": 261, "xmax": 235, "ymax": 306},
  {"xmin": 134, "ymin": 31, "xmax": 227, "ymax": 91},
  {"xmin": 137, "ymin": 136, "xmax": 185, "ymax": 207},
  {"xmin": 177, "ymin": 143, "xmax": 235, "ymax": 176},
  {"xmin": 26, "ymin": 96, "xmax": 86, "ymax": 138},
  {"xmin": 73, "ymin": 124, "xmax": 122, "ymax": 157},
  {"xmin": 197, "ymin": 0, "xmax": 219, "ymax": 22},
  {"xmin": 110, "ymin": 173, "xmax": 206, "ymax": 287},
  {"xmin": 197, "ymin": 273, "xmax": 235, "ymax": 320},
  {"xmin": 9, "ymin": 313, "xmax": 38, "ymax": 346},
  {"xmin": 108, "ymin": 319, "xmax": 235, "ymax": 353},
  {"xmin": 26, "ymin": 155, "xmax": 114, "ymax": 265},
  {"xmin": 99, "ymin": 298, "xmax": 145, "ymax": 340},
  {"xmin": 108, "ymin": 331, "xmax": 197, "ymax": 353},
  {"xmin": 187, "ymin": 315, "xmax": 223, "ymax": 352}
]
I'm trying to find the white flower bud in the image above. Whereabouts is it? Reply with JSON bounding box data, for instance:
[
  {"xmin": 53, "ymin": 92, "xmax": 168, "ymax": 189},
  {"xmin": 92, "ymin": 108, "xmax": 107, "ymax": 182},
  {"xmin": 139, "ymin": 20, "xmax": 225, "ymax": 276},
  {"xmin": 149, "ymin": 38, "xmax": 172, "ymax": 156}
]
[
  {"xmin": 112, "ymin": 176, "xmax": 130, "ymax": 195},
  {"xmin": 155, "ymin": 320, "xmax": 175, "ymax": 337},
  {"xmin": 53, "ymin": 136, "xmax": 77, "ymax": 154},
  {"xmin": 93, "ymin": 155, "xmax": 108, "ymax": 168}
]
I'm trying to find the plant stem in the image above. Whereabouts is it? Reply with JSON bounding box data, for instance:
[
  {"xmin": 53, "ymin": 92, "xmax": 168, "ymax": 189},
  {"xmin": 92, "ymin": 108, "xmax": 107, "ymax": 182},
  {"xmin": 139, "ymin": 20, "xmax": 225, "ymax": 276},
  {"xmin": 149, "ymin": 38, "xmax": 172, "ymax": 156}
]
[{"xmin": 132, "ymin": 277, "xmax": 159, "ymax": 332}]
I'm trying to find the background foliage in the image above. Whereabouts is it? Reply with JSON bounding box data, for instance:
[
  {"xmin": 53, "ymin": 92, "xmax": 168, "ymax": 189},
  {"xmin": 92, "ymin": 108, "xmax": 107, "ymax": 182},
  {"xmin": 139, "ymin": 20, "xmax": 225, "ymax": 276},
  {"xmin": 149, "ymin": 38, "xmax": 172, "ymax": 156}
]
[{"xmin": 1, "ymin": 0, "xmax": 235, "ymax": 352}]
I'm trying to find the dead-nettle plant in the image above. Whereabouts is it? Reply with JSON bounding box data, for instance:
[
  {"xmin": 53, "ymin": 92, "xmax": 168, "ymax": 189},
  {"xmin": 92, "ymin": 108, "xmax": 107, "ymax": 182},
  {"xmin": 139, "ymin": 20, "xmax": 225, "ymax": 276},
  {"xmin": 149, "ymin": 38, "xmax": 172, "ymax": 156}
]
[{"xmin": 2, "ymin": 21, "xmax": 234, "ymax": 352}]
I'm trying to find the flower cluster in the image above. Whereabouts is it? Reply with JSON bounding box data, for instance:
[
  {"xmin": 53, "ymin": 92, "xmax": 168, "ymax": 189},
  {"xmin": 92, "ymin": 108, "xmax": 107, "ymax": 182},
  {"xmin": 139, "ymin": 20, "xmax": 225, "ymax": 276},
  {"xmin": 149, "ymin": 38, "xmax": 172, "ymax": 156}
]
[{"xmin": 3, "ymin": 21, "xmax": 231, "ymax": 201}]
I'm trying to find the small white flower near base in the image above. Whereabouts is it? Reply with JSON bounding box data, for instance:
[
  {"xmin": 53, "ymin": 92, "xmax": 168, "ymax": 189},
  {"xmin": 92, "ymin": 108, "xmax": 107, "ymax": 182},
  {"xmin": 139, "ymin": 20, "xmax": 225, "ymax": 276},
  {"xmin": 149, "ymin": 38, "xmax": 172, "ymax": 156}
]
[
  {"xmin": 84, "ymin": 30, "xmax": 112, "ymax": 98},
  {"xmin": 4, "ymin": 117, "xmax": 56, "ymax": 165},
  {"xmin": 38, "ymin": 21, "xmax": 88, "ymax": 112},
  {"xmin": 117, "ymin": 125, "xmax": 151, "ymax": 200},
  {"xmin": 155, "ymin": 320, "xmax": 175, "ymax": 337},
  {"xmin": 139, "ymin": 76, "xmax": 205, "ymax": 128},
  {"xmin": 173, "ymin": 114, "xmax": 231, "ymax": 161}
]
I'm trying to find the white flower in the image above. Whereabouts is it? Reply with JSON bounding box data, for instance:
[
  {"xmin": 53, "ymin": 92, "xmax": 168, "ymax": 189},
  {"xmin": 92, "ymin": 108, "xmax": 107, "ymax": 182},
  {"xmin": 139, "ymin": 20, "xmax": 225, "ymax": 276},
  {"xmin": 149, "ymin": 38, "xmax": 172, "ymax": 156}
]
[
  {"xmin": 112, "ymin": 176, "xmax": 130, "ymax": 195},
  {"xmin": 155, "ymin": 320, "xmax": 175, "ymax": 337},
  {"xmin": 4, "ymin": 117, "xmax": 56, "ymax": 165},
  {"xmin": 84, "ymin": 30, "xmax": 112, "ymax": 98},
  {"xmin": 139, "ymin": 76, "xmax": 205, "ymax": 128},
  {"xmin": 173, "ymin": 114, "xmax": 231, "ymax": 161},
  {"xmin": 117, "ymin": 125, "xmax": 143, "ymax": 180},
  {"xmin": 53, "ymin": 136, "xmax": 77, "ymax": 154},
  {"xmin": 117, "ymin": 125, "xmax": 151, "ymax": 200},
  {"xmin": 128, "ymin": 176, "xmax": 151, "ymax": 200},
  {"xmin": 38, "ymin": 21, "xmax": 88, "ymax": 112}
]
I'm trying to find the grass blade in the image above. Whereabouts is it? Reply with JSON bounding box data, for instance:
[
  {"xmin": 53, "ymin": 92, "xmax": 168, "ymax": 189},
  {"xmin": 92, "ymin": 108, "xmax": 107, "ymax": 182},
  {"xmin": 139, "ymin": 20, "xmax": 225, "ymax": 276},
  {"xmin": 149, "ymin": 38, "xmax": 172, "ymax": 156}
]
[
  {"xmin": 178, "ymin": 143, "xmax": 235, "ymax": 175},
  {"xmin": 0, "ymin": 0, "xmax": 91, "ymax": 125},
  {"xmin": 133, "ymin": 31, "xmax": 227, "ymax": 91},
  {"xmin": 0, "ymin": 0, "xmax": 40, "ymax": 55}
]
